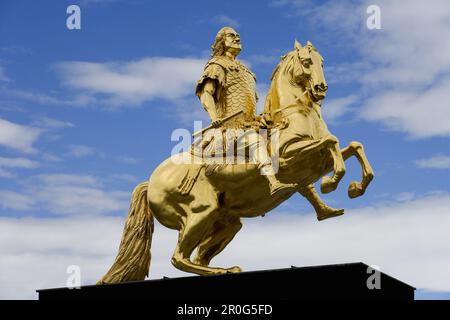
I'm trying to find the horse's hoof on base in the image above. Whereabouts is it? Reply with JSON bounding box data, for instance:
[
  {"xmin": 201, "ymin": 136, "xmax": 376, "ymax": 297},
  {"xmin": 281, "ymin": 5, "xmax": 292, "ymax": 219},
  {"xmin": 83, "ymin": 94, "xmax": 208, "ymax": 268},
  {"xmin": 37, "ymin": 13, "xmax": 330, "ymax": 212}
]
[
  {"xmin": 348, "ymin": 181, "xmax": 364, "ymax": 198},
  {"xmin": 226, "ymin": 266, "xmax": 242, "ymax": 273},
  {"xmin": 321, "ymin": 176, "xmax": 337, "ymax": 194},
  {"xmin": 317, "ymin": 208, "xmax": 344, "ymax": 221}
]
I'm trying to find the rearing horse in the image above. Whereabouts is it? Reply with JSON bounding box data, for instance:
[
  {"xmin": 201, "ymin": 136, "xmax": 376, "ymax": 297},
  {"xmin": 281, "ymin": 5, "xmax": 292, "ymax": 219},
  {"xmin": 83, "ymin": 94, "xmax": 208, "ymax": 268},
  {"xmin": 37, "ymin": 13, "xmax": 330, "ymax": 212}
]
[{"xmin": 98, "ymin": 40, "xmax": 374, "ymax": 284}]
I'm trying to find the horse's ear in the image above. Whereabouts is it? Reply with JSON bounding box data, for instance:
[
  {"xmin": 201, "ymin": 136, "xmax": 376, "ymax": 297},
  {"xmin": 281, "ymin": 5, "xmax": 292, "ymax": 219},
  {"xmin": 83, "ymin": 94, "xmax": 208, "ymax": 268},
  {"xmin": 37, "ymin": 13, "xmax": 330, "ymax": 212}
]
[
  {"xmin": 306, "ymin": 40, "xmax": 316, "ymax": 51},
  {"xmin": 294, "ymin": 39, "xmax": 302, "ymax": 50}
]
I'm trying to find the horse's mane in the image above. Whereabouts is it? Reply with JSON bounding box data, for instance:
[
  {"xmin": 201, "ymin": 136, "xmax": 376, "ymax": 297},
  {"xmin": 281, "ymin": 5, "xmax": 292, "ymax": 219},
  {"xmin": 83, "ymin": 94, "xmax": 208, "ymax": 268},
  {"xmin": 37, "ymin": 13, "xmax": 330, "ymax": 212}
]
[{"xmin": 270, "ymin": 50, "xmax": 299, "ymax": 81}]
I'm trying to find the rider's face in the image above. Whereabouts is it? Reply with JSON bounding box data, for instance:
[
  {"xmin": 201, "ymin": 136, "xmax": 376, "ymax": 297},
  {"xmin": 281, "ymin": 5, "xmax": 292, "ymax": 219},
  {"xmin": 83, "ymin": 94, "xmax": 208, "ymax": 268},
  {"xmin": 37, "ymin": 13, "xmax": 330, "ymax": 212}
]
[{"xmin": 224, "ymin": 30, "xmax": 242, "ymax": 55}]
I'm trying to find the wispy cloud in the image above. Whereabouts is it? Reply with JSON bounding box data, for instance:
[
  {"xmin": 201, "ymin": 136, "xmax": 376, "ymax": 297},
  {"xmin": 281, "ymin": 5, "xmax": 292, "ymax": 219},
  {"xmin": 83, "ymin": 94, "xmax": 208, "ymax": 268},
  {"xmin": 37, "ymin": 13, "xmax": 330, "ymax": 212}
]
[
  {"xmin": 0, "ymin": 118, "xmax": 42, "ymax": 153},
  {"xmin": 109, "ymin": 173, "xmax": 138, "ymax": 183},
  {"xmin": 54, "ymin": 57, "xmax": 206, "ymax": 109},
  {"xmin": 116, "ymin": 155, "xmax": 140, "ymax": 165},
  {"xmin": 0, "ymin": 173, "xmax": 130, "ymax": 216},
  {"xmin": 41, "ymin": 153, "xmax": 63, "ymax": 162},
  {"xmin": 323, "ymin": 95, "xmax": 358, "ymax": 122},
  {"xmin": 0, "ymin": 190, "xmax": 37, "ymax": 211},
  {"xmin": 248, "ymin": 54, "xmax": 280, "ymax": 66},
  {"xmin": 0, "ymin": 156, "xmax": 39, "ymax": 178},
  {"xmin": 415, "ymin": 154, "xmax": 450, "ymax": 169},
  {"xmin": 32, "ymin": 116, "xmax": 75, "ymax": 130},
  {"xmin": 0, "ymin": 66, "xmax": 11, "ymax": 82},
  {"xmin": 0, "ymin": 157, "xmax": 40, "ymax": 169},
  {"xmin": 66, "ymin": 145, "xmax": 96, "ymax": 158},
  {"xmin": 212, "ymin": 15, "xmax": 240, "ymax": 28},
  {"xmin": 360, "ymin": 78, "xmax": 450, "ymax": 138}
]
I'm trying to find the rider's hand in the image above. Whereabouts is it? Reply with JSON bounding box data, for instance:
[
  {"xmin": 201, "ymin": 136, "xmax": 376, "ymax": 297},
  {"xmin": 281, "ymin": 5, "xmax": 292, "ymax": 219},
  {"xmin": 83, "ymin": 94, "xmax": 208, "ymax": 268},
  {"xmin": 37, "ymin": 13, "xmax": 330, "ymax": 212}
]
[
  {"xmin": 211, "ymin": 119, "xmax": 223, "ymax": 128},
  {"xmin": 257, "ymin": 113, "xmax": 272, "ymax": 128},
  {"xmin": 259, "ymin": 117, "xmax": 268, "ymax": 128}
]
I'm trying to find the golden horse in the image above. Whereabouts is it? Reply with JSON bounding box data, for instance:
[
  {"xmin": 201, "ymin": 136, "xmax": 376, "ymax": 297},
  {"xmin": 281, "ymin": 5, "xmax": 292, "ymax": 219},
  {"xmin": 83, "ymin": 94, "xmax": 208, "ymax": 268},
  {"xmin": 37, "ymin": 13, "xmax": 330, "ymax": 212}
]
[{"xmin": 98, "ymin": 40, "xmax": 374, "ymax": 283}]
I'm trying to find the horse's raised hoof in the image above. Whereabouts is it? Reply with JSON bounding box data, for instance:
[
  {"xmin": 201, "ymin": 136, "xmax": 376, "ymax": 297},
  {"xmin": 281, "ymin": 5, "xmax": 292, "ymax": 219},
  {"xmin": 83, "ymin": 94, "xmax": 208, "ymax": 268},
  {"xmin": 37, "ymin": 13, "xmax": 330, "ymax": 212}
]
[
  {"xmin": 320, "ymin": 176, "xmax": 337, "ymax": 194},
  {"xmin": 317, "ymin": 207, "xmax": 344, "ymax": 221},
  {"xmin": 348, "ymin": 181, "xmax": 364, "ymax": 198}
]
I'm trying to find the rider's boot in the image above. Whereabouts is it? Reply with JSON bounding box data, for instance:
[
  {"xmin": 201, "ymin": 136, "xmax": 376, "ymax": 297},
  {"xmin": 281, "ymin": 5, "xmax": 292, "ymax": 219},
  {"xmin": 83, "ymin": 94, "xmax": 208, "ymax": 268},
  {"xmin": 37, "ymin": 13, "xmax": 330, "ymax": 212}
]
[{"xmin": 263, "ymin": 170, "xmax": 297, "ymax": 197}]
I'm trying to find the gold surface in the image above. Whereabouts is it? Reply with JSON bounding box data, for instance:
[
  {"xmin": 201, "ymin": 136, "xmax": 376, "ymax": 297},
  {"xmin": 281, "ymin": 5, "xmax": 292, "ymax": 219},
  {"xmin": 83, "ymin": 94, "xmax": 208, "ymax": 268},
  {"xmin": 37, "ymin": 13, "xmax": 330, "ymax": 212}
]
[{"xmin": 98, "ymin": 28, "xmax": 374, "ymax": 284}]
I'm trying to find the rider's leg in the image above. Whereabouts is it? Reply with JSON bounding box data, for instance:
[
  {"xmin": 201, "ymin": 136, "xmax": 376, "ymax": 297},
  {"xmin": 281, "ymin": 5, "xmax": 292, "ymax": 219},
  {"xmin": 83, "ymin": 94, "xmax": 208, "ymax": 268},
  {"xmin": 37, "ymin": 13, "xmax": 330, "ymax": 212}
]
[
  {"xmin": 298, "ymin": 184, "xmax": 344, "ymax": 221},
  {"xmin": 243, "ymin": 130, "xmax": 296, "ymax": 196}
]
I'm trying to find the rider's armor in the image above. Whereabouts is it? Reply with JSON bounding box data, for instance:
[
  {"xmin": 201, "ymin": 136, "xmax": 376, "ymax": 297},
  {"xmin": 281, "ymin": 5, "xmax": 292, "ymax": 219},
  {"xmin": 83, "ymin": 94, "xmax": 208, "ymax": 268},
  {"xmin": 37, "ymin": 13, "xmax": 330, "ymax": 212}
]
[{"xmin": 196, "ymin": 56, "xmax": 258, "ymax": 128}]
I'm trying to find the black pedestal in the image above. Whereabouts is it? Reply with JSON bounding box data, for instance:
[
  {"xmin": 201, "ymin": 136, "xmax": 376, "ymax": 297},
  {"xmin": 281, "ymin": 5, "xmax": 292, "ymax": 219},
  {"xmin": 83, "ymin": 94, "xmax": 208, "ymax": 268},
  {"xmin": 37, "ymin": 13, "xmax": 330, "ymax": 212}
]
[{"xmin": 37, "ymin": 262, "xmax": 414, "ymax": 300}]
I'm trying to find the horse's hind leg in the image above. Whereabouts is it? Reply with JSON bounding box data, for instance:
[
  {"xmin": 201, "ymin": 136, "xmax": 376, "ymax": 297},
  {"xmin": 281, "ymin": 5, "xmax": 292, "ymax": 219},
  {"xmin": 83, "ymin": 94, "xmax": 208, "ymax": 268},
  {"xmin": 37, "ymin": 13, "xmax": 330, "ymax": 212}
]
[
  {"xmin": 341, "ymin": 141, "xmax": 374, "ymax": 198},
  {"xmin": 171, "ymin": 208, "xmax": 241, "ymax": 276},
  {"xmin": 193, "ymin": 215, "xmax": 242, "ymax": 268}
]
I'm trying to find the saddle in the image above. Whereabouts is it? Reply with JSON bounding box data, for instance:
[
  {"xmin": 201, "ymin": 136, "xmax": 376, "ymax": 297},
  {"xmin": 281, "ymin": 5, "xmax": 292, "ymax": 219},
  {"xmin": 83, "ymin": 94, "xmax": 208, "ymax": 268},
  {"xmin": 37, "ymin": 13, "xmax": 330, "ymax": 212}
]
[{"xmin": 177, "ymin": 128, "xmax": 262, "ymax": 195}]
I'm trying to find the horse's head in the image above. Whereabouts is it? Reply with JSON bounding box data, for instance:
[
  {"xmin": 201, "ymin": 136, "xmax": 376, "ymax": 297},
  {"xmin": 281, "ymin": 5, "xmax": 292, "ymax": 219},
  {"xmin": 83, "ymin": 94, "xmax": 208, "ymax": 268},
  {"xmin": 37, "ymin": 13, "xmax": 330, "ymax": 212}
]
[
  {"xmin": 265, "ymin": 39, "xmax": 328, "ymax": 121},
  {"xmin": 291, "ymin": 40, "xmax": 327, "ymax": 101}
]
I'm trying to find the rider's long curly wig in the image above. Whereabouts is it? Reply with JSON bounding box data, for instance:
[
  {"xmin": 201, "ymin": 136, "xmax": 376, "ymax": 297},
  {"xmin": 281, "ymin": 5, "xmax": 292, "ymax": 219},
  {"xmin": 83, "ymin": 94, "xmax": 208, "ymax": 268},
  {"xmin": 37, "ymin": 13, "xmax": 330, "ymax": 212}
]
[{"xmin": 211, "ymin": 27, "xmax": 234, "ymax": 57}]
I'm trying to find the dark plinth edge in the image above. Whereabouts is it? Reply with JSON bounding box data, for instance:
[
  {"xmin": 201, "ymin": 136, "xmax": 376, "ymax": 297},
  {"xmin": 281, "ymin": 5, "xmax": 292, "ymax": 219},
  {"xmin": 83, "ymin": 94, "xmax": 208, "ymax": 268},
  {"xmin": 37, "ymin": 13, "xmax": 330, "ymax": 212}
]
[{"xmin": 37, "ymin": 262, "xmax": 415, "ymax": 300}]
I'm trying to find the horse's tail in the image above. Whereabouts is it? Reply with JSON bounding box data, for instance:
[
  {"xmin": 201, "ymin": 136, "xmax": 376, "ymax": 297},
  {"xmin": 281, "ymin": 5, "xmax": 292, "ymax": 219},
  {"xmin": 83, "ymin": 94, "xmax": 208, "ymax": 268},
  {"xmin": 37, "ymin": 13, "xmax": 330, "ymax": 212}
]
[{"xmin": 97, "ymin": 181, "xmax": 154, "ymax": 284}]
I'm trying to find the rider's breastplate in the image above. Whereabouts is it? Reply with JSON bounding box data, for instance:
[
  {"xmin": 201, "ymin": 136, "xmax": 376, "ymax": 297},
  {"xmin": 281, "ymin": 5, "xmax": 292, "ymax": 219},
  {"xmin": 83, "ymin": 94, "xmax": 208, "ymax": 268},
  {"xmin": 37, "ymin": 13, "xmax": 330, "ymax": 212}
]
[{"xmin": 219, "ymin": 61, "xmax": 257, "ymax": 127}]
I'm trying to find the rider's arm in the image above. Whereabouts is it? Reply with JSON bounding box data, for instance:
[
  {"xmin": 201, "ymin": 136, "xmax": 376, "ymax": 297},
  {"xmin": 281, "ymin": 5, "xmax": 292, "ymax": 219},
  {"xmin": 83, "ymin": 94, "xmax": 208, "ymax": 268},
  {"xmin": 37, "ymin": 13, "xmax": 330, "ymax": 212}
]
[{"xmin": 200, "ymin": 79, "xmax": 220, "ymax": 122}]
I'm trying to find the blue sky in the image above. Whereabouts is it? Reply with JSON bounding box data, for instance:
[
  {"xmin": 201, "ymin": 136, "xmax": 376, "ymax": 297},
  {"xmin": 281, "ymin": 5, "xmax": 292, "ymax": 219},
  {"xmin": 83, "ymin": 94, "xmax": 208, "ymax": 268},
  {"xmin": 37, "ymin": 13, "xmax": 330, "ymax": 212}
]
[{"xmin": 0, "ymin": 0, "xmax": 450, "ymax": 299}]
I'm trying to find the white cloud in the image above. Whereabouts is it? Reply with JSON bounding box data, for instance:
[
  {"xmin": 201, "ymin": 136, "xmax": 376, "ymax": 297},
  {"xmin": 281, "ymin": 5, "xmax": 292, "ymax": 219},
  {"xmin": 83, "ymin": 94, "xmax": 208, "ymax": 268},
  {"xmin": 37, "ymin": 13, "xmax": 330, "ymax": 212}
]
[
  {"xmin": 109, "ymin": 174, "xmax": 138, "ymax": 183},
  {"xmin": 0, "ymin": 157, "xmax": 40, "ymax": 178},
  {"xmin": 30, "ymin": 174, "xmax": 129, "ymax": 216},
  {"xmin": 360, "ymin": 78, "xmax": 450, "ymax": 138},
  {"xmin": 416, "ymin": 154, "xmax": 450, "ymax": 169},
  {"xmin": 0, "ymin": 157, "xmax": 39, "ymax": 169},
  {"xmin": 323, "ymin": 95, "xmax": 358, "ymax": 122},
  {"xmin": 0, "ymin": 65, "xmax": 10, "ymax": 82},
  {"xmin": 325, "ymin": 61, "xmax": 369, "ymax": 85},
  {"xmin": 0, "ymin": 190, "xmax": 36, "ymax": 211},
  {"xmin": 66, "ymin": 145, "xmax": 96, "ymax": 158},
  {"xmin": 41, "ymin": 153, "xmax": 62, "ymax": 162},
  {"xmin": 357, "ymin": 0, "xmax": 450, "ymax": 138},
  {"xmin": 275, "ymin": 0, "xmax": 450, "ymax": 138},
  {"xmin": 33, "ymin": 116, "xmax": 75, "ymax": 129},
  {"xmin": 248, "ymin": 55, "xmax": 279, "ymax": 65},
  {"xmin": 116, "ymin": 155, "xmax": 140, "ymax": 165},
  {"xmin": 212, "ymin": 15, "xmax": 240, "ymax": 28},
  {"xmin": 0, "ymin": 216, "xmax": 124, "ymax": 299},
  {"xmin": 1, "ymin": 192, "xmax": 450, "ymax": 299},
  {"xmin": 0, "ymin": 174, "xmax": 130, "ymax": 216},
  {"xmin": 0, "ymin": 169, "xmax": 14, "ymax": 178},
  {"xmin": 0, "ymin": 118, "xmax": 42, "ymax": 153},
  {"xmin": 171, "ymin": 98, "xmax": 211, "ymax": 127},
  {"xmin": 55, "ymin": 57, "xmax": 206, "ymax": 109},
  {"xmin": 256, "ymin": 83, "xmax": 269, "ymax": 115}
]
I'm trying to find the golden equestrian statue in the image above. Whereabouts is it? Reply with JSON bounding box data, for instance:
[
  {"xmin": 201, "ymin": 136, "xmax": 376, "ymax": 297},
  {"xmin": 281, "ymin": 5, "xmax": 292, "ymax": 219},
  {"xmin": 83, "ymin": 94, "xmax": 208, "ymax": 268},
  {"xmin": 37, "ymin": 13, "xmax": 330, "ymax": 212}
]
[{"xmin": 97, "ymin": 27, "xmax": 374, "ymax": 283}]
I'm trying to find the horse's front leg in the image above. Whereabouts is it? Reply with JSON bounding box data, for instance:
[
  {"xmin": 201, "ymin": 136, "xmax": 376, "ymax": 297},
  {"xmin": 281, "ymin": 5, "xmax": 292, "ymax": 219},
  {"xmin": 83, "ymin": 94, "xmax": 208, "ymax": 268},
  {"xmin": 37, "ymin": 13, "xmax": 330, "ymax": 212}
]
[
  {"xmin": 340, "ymin": 141, "xmax": 374, "ymax": 198},
  {"xmin": 320, "ymin": 135, "xmax": 346, "ymax": 194},
  {"xmin": 298, "ymin": 184, "xmax": 344, "ymax": 221}
]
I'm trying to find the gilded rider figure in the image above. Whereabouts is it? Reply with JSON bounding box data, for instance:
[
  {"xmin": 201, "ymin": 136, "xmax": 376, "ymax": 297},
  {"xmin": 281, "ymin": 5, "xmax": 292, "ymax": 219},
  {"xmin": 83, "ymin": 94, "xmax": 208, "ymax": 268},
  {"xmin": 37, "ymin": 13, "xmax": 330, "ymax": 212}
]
[{"xmin": 195, "ymin": 27, "xmax": 296, "ymax": 196}]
